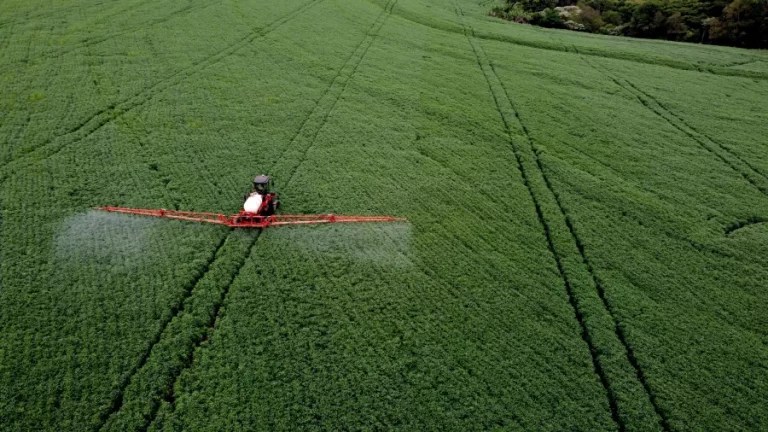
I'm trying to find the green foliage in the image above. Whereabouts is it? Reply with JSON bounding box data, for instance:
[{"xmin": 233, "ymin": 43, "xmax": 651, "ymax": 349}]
[
  {"xmin": 531, "ymin": 7, "xmax": 567, "ymax": 26},
  {"xmin": 495, "ymin": 0, "xmax": 768, "ymax": 47},
  {"xmin": 708, "ymin": 0, "xmax": 768, "ymax": 47},
  {"xmin": 575, "ymin": 3, "xmax": 606, "ymax": 30},
  {"xmin": 602, "ymin": 10, "xmax": 623, "ymax": 25},
  {"xmin": 490, "ymin": 2, "xmax": 533, "ymax": 21},
  {"xmin": 2, "ymin": 0, "xmax": 768, "ymax": 431}
]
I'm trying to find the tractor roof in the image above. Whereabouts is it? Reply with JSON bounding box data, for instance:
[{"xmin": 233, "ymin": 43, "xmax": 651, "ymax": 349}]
[{"xmin": 253, "ymin": 175, "xmax": 270, "ymax": 184}]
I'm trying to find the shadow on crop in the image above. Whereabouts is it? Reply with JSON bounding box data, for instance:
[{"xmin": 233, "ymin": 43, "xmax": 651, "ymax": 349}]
[{"xmin": 725, "ymin": 217, "xmax": 768, "ymax": 237}]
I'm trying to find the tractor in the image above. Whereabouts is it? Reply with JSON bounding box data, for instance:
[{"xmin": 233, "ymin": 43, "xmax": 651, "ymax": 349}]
[
  {"xmin": 244, "ymin": 175, "xmax": 280, "ymax": 216},
  {"xmin": 95, "ymin": 175, "xmax": 404, "ymax": 228}
]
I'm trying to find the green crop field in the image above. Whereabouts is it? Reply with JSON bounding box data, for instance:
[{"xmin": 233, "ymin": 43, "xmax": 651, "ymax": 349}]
[{"xmin": 1, "ymin": 0, "xmax": 767, "ymax": 430}]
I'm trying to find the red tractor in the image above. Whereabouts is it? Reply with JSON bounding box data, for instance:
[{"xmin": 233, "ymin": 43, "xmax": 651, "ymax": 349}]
[{"xmin": 243, "ymin": 175, "xmax": 280, "ymax": 216}]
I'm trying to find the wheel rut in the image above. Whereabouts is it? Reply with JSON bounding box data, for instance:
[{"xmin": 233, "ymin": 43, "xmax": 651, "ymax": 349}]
[
  {"xmin": 573, "ymin": 47, "xmax": 768, "ymax": 198},
  {"xmin": 93, "ymin": 233, "xmax": 229, "ymax": 431},
  {"xmin": 94, "ymin": 4, "xmax": 400, "ymax": 427},
  {"xmin": 270, "ymin": 0, "xmax": 399, "ymax": 189},
  {"xmin": 137, "ymin": 231, "xmax": 261, "ymax": 432},
  {"xmin": 363, "ymin": 0, "xmax": 768, "ymax": 81},
  {"xmin": 454, "ymin": 3, "xmax": 667, "ymax": 431},
  {"xmin": 41, "ymin": 0, "xmax": 218, "ymax": 62},
  {"xmin": 0, "ymin": 0, "xmax": 326, "ymax": 183}
]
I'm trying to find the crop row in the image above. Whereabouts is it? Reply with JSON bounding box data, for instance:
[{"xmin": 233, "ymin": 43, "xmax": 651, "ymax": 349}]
[
  {"xmin": 2, "ymin": 0, "xmax": 768, "ymax": 430},
  {"xmin": 366, "ymin": 0, "xmax": 768, "ymax": 80},
  {"xmin": 482, "ymin": 31, "xmax": 768, "ymax": 431},
  {"xmin": 148, "ymin": 9, "xmax": 621, "ymax": 431}
]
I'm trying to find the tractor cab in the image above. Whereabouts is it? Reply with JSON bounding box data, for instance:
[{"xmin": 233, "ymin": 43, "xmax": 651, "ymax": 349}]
[
  {"xmin": 252, "ymin": 175, "xmax": 272, "ymax": 195},
  {"xmin": 243, "ymin": 175, "xmax": 279, "ymax": 216}
]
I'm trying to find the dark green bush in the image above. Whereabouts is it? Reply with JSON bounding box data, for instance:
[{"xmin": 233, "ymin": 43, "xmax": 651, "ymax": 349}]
[
  {"xmin": 494, "ymin": 0, "xmax": 768, "ymax": 48},
  {"xmin": 531, "ymin": 7, "xmax": 566, "ymax": 27},
  {"xmin": 602, "ymin": 10, "xmax": 622, "ymax": 25},
  {"xmin": 574, "ymin": 4, "xmax": 605, "ymax": 30}
]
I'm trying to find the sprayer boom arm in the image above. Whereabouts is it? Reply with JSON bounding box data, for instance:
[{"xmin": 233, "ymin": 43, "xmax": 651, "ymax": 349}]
[{"xmin": 94, "ymin": 206, "xmax": 405, "ymax": 228}]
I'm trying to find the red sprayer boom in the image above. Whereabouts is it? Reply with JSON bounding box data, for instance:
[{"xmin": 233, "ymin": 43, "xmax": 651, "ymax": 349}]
[
  {"xmin": 93, "ymin": 206, "xmax": 405, "ymax": 228},
  {"xmin": 95, "ymin": 175, "xmax": 405, "ymax": 228}
]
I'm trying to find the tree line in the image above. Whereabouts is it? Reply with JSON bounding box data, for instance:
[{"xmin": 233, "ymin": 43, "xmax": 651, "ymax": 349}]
[{"xmin": 490, "ymin": 0, "xmax": 768, "ymax": 48}]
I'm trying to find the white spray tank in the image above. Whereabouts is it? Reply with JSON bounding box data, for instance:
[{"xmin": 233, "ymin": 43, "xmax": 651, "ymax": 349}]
[{"xmin": 243, "ymin": 193, "xmax": 263, "ymax": 213}]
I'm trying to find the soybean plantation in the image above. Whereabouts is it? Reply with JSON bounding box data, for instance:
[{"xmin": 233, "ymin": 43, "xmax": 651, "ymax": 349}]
[{"xmin": 1, "ymin": 0, "xmax": 767, "ymax": 430}]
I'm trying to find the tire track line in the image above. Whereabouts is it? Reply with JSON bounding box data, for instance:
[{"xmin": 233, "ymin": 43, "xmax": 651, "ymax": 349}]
[
  {"xmin": 97, "ymin": 5, "xmax": 397, "ymax": 425},
  {"xmin": 144, "ymin": 1, "xmax": 399, "ymax": 410},
  {"xmin": 0, "ymin": 0, "xmax": 325, "ymax": 182},
  {"xmin": 363, "ymin": 0, "xmax": 767, "ymax": 81},
  {"xmin": 126, "ymin": 5, "xmax": 400, "ymax": 426},
  {"xmin": 454, "ymin": 3, "xmax": 666, "ymax": 431},
  {"xmin": 573, "ymin": 47, "xmax": 768, "ymax": 196},
  {"xmin": 92, "ymin": 233, "xmax": 229, "ymax": 431},
  {"xmin": 134, "ymin": 230, "xmax": 261, "ymax": 432},
  {"xmin": 0, "ymin": 0, "xmax": 154, "ymax": 31},
  {"xmin": 273, "ymin": 0, "xmax": 398, "ymax": 189},
  {"xmin": 41, "ymin": 0, "xmax": 217, "ymax": 62},
  {"xmin": 91, "ymin": 4, "xmax": 327, "ymax": 424},
  {"xmin": 509, "ymin": 113, "xmax": 673, "ymax": 431},
  {"xmin": 453, "ymin": 4, "xmax": 621, "ymax": 428}
]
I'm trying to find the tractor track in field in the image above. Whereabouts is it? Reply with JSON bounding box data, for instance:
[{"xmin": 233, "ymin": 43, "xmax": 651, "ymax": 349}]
[
  {"xmin": 133, "ymin": 2, "xmax": 394, "ymax": 413},
  {"xmin": 725, "ymin": 217, "xmax": 768, "ymax": 236},
  {"xmin": 363, "ymin": 0, "xmax": 768, "ymax": 81},
  {"xmin": 515, "ymin": 128, "xmax": 673, "ymax": 432},
  {"xmin": 454, "ymin": 4, "xmax": 667, "ymax": 431},
  {"xmin": 122, "ymin": 4, "xmax": 396, "ymax": 418},
  {"xmin": 272, "ymin": 0, "xmax": 399, "ymax": 189},
  {"xmin": 0, "ymin": 0, "xmax": 155, "ymax": 33},
  {"xmin": 454, "ymin": 4, "xmax": 620, "ymax": 427},
  {"xmin": 138, "ymin": 230, "xmax": 261, "ymax": 432},
  {"xmin": 543, "ymin": 138, "xmax": 734, "ymax": 258},
  {"xmin": 97, "ymin": 6, "xmax": 398, "ymax": 424},
  {"xmin": 40, "ymin": 0, "xmax": 217, "ymax": 62},
  {"xmin": 95, "ymin": 229, "xmax": 260, "ymax": 432},
  {"xmin": 93, "ymin": 233, "xmax": 229, "ymax": 431},
  {"xmin": 0, "ymin": 0, "xmax": 326, "ymax": 185},
  {"xmin": 500, "ymin": 28, "xmax": 739, "ymax": 258},
  {"xmin": 573, "ymin": 47, "xmax": 768, "ymax": 198}
]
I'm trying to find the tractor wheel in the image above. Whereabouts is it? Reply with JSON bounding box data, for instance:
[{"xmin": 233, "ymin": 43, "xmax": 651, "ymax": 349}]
[{"xmin": 265, "ymin": 202, "xmax": 276, "ymax": 216}]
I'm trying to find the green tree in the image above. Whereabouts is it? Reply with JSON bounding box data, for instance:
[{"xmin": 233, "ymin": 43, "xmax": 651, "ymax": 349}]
[
  {"xmin": 531, "ymin": 7, "xmax": 566, "ymax": 26},
  {"xmin": 603, "ymin": 9, "xmax": 623, "ymax": 25},
  {"xmin": 709, "ymin": 0, "xmax": 768, "ymax": 46}
]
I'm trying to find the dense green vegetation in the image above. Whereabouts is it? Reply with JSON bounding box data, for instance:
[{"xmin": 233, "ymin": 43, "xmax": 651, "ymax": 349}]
[
  {"xmin": 1, "ymin": 0, "xmax": 767, "ymax": 431},
  {"xmin": 490, "ymin": 0, "xmax": 768, "ymax": 48}
]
